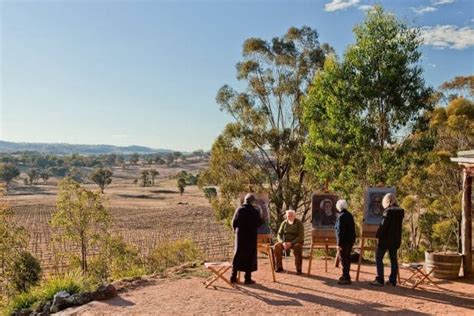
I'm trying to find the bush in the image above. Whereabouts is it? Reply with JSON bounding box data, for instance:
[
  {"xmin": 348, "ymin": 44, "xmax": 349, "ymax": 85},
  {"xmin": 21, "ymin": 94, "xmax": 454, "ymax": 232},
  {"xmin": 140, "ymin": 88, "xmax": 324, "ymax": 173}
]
[
  {"xmin": 146, "ymin": 240, "xmax": 201, "ymax": 274},
  {"xmin": 203, "ymin": 187, "xmax": 217, "ymax": 200},
  {"xmin": 9, "ymin": 251, "xmax": 42, "ymax": 293},
  {"xmin": 3, "ymin": 271, "xmax": 88, "ymax": 315},
  {"xmin": 88, "ymin": 236, "xmax": 144, "ymax": 282}
]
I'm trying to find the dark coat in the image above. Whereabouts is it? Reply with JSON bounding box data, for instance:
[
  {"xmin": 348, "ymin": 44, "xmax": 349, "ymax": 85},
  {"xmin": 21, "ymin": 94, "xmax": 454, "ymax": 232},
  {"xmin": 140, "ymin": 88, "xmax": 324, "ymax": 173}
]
[
  {"xmin": 376, "ymin": 206, "xmax": 405, "ymax": 249},
  {"xmin": 232, "ymin": 203, "xmax": 262, "ymax": 272},
  {"xmin": 334, "ymin": 209, "xmax": 356, "ymax": 246}
]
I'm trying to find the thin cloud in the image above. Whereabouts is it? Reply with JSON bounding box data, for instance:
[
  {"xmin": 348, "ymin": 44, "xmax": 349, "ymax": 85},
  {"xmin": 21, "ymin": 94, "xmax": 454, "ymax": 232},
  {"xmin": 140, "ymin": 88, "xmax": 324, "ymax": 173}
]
[
  {"xmin": 432, "ymin": 0, "xmax": 455, "ymax": 5},
  {"xmin": 421, "ymin": 25, "xmax": 474, "ymax": 49},
  {"xmin": 411, "ymin": 6, "xmax": 437, "ymax": 14},
  {"xmin": 358, "ymin": 4, "xmax": 374, "ymax": 11},
  {"xmin": 325, "ymin": 0, "xmax": 360, "ymax": 12}
]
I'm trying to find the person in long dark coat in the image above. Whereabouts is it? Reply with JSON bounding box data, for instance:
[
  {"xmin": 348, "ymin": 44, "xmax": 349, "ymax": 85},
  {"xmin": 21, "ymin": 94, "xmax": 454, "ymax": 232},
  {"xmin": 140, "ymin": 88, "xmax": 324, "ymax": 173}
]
[
  {"xmin": 230, "ymin": 193, "xmax": 262, "ymax": 285},
  {"xmin": 370, "ymin": 193, "xmax": 405, "ymax": 287}
]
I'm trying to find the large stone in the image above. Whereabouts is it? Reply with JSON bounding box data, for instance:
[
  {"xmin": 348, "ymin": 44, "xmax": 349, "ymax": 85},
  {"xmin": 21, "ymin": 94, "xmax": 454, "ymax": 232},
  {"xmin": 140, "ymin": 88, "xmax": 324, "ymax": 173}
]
[
  {"xmin": 67, "ymin": 292, "xmax": 92, "ymax": 305},
  {"xmin": 13, "ymin": 308, "xmax": 33, "ymax": 316},
  {"xmin": 50, "ymin": 291, "xmax": 72, "ymax": 313},
  {"xmin": 91, "ymin": 284, "xmax": 117, "ymax": 301}
]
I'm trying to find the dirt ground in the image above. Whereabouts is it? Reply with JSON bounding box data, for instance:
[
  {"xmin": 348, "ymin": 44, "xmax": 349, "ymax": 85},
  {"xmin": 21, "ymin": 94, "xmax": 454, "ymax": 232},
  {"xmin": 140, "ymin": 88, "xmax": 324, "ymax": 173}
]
[{"xmin": 61, "ymin": 258, "xmax": 474, "ymax": 315}]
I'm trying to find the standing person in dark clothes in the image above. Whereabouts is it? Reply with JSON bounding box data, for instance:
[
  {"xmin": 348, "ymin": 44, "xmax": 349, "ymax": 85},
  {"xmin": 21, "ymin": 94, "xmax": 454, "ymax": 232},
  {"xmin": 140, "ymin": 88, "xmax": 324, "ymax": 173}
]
[
  {"xmin": 230, "ymin": 193, "xmax": 262, "ymax": 285},
  {"xmin": 334, "ymin": 199, "xmax": 356, "ymax": 284},
  {"xmin": 370, "ymin": 193, "xmax": 405, "ymax": 287}
]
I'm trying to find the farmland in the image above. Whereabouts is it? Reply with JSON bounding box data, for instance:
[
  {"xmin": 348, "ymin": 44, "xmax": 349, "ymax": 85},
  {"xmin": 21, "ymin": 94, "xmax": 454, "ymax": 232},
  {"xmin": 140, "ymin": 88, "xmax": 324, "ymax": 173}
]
[{"xmin": 4, "ymin": 159, "xmax": 234, "ymax": 274}]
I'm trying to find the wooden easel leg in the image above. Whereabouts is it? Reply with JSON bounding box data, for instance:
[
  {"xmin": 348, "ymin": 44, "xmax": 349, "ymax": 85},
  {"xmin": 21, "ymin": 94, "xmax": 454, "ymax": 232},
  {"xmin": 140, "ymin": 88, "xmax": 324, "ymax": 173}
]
[
  {"xmin": 325, "ymin": 244, "xmax": 328, "ymax": 273},
  {"xmin": 356, "ymin": 238, "xmax": 365, "ymax": 281},
  {"xmin": 335, "ymin": 248, "xmax": 340, "ymax": 268},
  {"xmin": 268, "ymin": 246, "xmax": 276, "ymax": 282},
  {"xmin": 307, "ymin": 244, "xmax": 314, "ymax": 275}
]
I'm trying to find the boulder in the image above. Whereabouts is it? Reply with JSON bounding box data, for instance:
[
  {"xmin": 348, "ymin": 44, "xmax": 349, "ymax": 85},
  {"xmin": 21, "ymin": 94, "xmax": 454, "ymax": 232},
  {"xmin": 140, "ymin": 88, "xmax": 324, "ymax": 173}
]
[
  {"xmin": 14, "ymin": 308, "xmax": 33, "ymax": 316},
  {"xmin": 50, "ymin": 291, "xmax": 72, "ymax": 313},
  {"xmin": 68, "ymin": 292, "xmax": 92, "ymax": 305},
  {"xmin": 91, "ymin": 284, "xmax": 117, "ymax": 301}
]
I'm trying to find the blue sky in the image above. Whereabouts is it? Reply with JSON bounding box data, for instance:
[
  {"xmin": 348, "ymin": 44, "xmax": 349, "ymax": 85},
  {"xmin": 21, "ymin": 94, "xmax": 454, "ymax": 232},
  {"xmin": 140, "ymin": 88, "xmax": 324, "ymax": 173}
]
[{"xmin": 1, "ymin": 0, "xmax": 473, "ymax": 151}]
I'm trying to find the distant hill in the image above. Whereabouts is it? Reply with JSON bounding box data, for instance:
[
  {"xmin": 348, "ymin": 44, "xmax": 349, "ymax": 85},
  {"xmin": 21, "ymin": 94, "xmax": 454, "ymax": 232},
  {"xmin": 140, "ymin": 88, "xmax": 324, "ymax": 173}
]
[{"xmin": 0, "ymin": 140, "xmax": 173, "ymax": 155}]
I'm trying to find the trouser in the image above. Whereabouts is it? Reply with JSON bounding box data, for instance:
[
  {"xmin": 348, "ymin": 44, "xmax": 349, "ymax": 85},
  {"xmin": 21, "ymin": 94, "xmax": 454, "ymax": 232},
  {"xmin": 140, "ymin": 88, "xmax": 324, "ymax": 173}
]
[
  {"xmin": 376, "ymin": 246, "xmax": 398, "ymax": 284},
  {"xmin": 339, "ymin": 244, "xmax": 353, "ymax": 280},
  {"xmin": 231, "ymin": 269, "xmax": 251, "ymax": 281},
  {"xmin": 274, "ymin": 242, "xmax": 303, "ymax": 271}
]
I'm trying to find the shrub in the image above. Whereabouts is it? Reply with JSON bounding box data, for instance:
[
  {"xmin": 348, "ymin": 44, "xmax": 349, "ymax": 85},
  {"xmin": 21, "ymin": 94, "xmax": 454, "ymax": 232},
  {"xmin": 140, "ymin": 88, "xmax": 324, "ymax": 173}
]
[
  {"xmin": 3, "ymin": 271, "xmax": 88, "ymax": 315},
  {"xmin": 203, "ymin": 187, "xmax": 217, "ymax": 200},
  {"xmin": 9, "ymin": 251, "xmax": 42, "ymax": 293},
  {"xmin": 146, "ymin": 240, "xmax": 201, "ymax": 274},
  {"xmin": 88, "ymin": 236, "xmax": 144, "ymax": 282}
]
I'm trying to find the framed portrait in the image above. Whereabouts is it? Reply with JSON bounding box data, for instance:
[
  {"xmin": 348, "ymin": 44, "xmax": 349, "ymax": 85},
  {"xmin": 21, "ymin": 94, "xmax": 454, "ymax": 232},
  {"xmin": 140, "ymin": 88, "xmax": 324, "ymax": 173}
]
[
  {"xmin": 239, "ymin": 192, "xmax": 271, "ymax": 234},
  {"xmin": 311, "ymin": 193, "xmax": 339, "ymax": 229},
  {"xmin": 363, "ymin": 187, "xmax": 396, "ymax": 225}
]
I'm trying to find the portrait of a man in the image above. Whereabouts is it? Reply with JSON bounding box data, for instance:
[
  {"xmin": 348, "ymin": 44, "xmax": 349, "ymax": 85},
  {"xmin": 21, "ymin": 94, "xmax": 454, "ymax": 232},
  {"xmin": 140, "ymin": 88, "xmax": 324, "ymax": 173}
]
[
  {"xmin": 312, "ymin": 193, "xmax": 338, "ymax": 229},
  {"xmin": 239, "ymin": 192, "xmax": 271, "ymax": 234},
  {"xmin": 364, "ymin": 187, "xmax": 396, "ymax": 225}
]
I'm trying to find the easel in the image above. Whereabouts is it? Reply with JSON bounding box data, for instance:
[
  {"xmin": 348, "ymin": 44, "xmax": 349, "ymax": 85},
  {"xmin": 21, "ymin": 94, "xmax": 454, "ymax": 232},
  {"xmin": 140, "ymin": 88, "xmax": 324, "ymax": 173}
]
[
  {"xmin": 355, "ymin": 223, "xmax": 401, "ymax": 283},
  {"xmin": 307, "ymin": 229, "xmax": 338, "ymax": 275},
  {"xmin": 237, "ymin": 234, "xmax": 276, "ymax": 282},
  {"xmin": 257, "ymin": 234, "xmax": 276, "ymax": 282}
]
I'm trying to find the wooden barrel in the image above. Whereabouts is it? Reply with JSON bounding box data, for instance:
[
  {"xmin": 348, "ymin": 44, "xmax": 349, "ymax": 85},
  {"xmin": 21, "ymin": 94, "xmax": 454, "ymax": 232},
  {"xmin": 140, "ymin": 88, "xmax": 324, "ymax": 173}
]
[{"xmin": 425, "ymin": 252, "xmax": 462, "ymax": 279}]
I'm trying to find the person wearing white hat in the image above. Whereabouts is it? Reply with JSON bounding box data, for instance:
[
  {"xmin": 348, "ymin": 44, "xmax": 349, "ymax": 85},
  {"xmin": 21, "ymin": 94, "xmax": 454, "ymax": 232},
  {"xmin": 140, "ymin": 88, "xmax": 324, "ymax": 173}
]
[{"xmin": 334, "ymin": 199, "xmax": 356, "ymax": 285}]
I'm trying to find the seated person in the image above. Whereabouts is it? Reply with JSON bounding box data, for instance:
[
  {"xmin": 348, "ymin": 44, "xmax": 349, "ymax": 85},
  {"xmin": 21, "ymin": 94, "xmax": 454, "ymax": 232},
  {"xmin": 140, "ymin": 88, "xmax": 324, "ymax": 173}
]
[{"xmin": 274, "ymin": 210, "xmax": 304, "ymax": 275}]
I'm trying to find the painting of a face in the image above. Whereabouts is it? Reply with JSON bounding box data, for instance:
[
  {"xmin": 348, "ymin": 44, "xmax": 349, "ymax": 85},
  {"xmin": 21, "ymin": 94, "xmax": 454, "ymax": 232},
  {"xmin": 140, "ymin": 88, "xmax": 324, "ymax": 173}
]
[
  {"xmin": 364, "ymin": 187, "xmax": 396, "ymax": 225},
  {"xmin": 312, "ymin": 193, "xmax": 338, "ymax": 229},
  {"xmin": 239, "ymin": 192, "xmax": 271, "ymax": 234}
]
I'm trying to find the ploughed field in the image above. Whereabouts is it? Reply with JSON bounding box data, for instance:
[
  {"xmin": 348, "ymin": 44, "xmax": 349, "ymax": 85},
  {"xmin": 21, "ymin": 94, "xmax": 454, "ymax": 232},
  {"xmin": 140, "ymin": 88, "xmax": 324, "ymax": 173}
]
[{"xmin": 6, "ymin": 161, "xmax": 234, "ymax": 273}]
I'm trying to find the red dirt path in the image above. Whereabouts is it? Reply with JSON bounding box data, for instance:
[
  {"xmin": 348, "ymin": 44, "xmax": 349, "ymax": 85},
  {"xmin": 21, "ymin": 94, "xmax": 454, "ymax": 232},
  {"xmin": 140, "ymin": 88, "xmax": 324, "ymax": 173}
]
[{"xmin": 62, "ymin": 258, "xmax": 474, "ymax": 315}]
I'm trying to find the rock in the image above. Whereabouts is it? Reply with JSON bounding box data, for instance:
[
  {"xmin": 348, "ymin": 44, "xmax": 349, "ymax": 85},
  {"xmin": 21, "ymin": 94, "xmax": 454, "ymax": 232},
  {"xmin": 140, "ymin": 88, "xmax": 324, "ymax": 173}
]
[
  {"xmin": 91, "ymin": 284, "xmax": 117, "ymax": 301},
  {"xmin": 41, "ymin": 301, "xmax": 51, "ymax": 316},
  {"xmin": 50, "ymin": 291, "xmax": 72, "ymax": 313},
  {"xmin": 14, "ymin": 308, "xmax": 33, "ymax": 316},
  {"xmin": 68, "ymin": 292, "xmax": 92, "ymax": 305}
]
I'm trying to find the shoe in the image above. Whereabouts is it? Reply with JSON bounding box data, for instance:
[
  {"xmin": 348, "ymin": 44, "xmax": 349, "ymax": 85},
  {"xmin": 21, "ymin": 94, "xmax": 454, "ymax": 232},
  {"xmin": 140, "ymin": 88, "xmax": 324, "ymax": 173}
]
[
  {"xmin": 275, "ymin": 267, "xmax": 283, "ymax": 273},
  {"xmin": 385, "ymin": 281, "xmax": 396, "ymax": 286},
  {"xmin": 244, "ymin": 279, "xmax": 256, "ymax": 285},
  {"xmin": 338, "ymin": 279, "xmax": 352, "ymax": 285},
  {"xmin": 296, "ymin": 270, "xmax": 302, "ymax": 275},
  {"xmin": 369, "ymin": 279, "xmax": 384, "ymax": 287},
  {"xmin": 230, "ymin": 277, "xmax": 238, "ymax": 283}
]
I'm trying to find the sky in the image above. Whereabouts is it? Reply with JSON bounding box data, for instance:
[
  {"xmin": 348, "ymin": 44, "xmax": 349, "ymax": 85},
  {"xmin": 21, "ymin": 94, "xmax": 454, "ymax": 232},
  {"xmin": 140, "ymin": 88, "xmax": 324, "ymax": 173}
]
[{"xmin": 0, "ymin": 0, "xmax": 473, "ymax": 151}]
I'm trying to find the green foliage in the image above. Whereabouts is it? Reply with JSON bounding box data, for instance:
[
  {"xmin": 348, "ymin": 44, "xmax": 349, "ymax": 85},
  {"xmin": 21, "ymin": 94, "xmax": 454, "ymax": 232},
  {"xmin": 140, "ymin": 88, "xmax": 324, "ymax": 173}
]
[
  {"xmin": 88, "ymin": 235, "xmax": 144, "ymax": 282},
  {"xmin": 304, "ymin": 5, "xmax": 432, "ymax": 189},
  {"xmin": 149, "ymin": 169, "xmax": 159, "ymax": 186},
  {"xmin": 0, "ymin": 163, "xmax": 20, "ymax": 189},
  {"xmin": 90, "ymin": 168, "xmax": 113, "ymax": 193},
  {"xmin": 140, "ymin": 169, "xmax": 150, "ymax": 187},
  {"xmin": 50, "ymin": 179, "xmax": 110, "ymax": 274},
  {"xmin": 27, "ymin": 169, "xmax": 40, "ymax": 185},
  {"xmin": 3, "ymin": 271, "xmax": 88, "ymax": 315},
  {"xmin": 146, "ymin": 240, "xmax": 201, "ymax": 274},
  {"xmin": 130, "ymin": 153, "xmax": 140, "ymax": 164},
  {"xmin": 202, "ymin": 187, "xmax": 217, "ymax": 200},
  {"xmin": 0, "ymin": 202, "xmax": 29, "ymax": 299},
  {"xmin": 8, "ymin": 251, "xmax": 42, "ymax": 293},
  {"xmin": 202, "ymin": 26, "xmax": 331, "ymax": 230},
  {"xmin": 177, "ymin": 178, "xmax": 186, "ymax": 195},
  {"xmin": 210, "ymin": 196, "xmax": 235, "ymax": 228}
]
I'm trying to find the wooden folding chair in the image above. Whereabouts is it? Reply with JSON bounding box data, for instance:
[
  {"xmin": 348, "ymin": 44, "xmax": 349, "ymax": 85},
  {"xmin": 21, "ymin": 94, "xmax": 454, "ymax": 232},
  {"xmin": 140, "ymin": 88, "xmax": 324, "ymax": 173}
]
[
  {"xmin": 401, "ymin": 263, "xmax": 438, "ymax": 289},
  {"xmin": 203, "ymin": 262, "xmax": 234, "ymax": 289}
]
